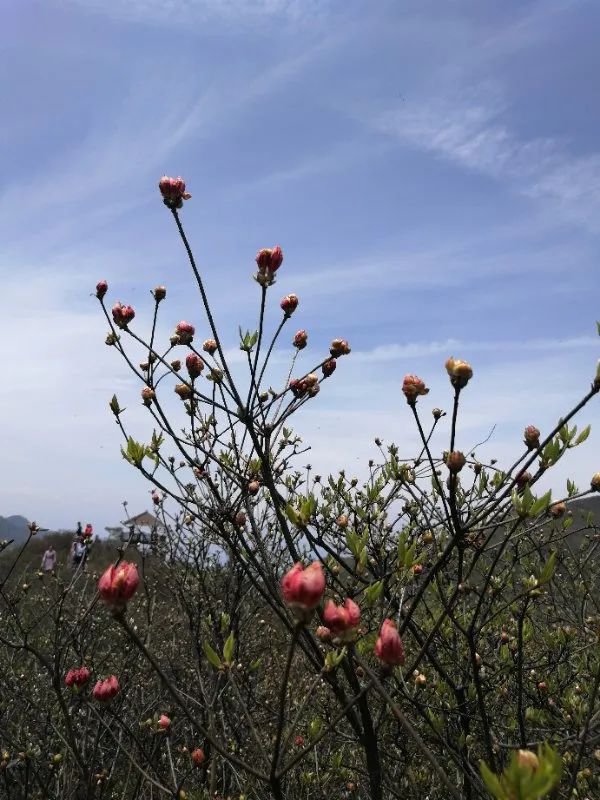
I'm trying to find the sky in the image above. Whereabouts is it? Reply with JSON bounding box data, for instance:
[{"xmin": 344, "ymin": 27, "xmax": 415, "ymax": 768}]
[{"xmin": 1, "ymin": 0, "xmax": 599, "ymax": 534}]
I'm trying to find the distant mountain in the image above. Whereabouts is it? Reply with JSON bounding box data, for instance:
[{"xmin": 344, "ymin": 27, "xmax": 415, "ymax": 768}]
[{"xmin": 0, "ymin": 515, "xmax": 29, "ymax": 544}]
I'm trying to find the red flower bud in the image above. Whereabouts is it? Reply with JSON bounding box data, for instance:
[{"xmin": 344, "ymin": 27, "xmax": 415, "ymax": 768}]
[
  {"xmin": 402, "ymin": 374, "xmax": 429, "ymax": 405},
  {"xmin": 523, "ymin": 425, "xmax": 541, "ymax": 450},
  {"xmin": 322, "ymin": 359, "xmax": 337, "ymax": 377},
  {"xmin": 293, "ymin": 330, "xmax": 308, "ymax": 350},
  {"xmin": 316, "ymin": 625, "xmax": 332, "ymax": 642},
  {"xmin": 374, "ymin": 619, "xmax": 405, "ymax": 666},
  {"xmin": 153, "ymin": 285, "xmax": 167, "ymax": 302},
  {"xmin": 255, "ymin": 245, "xmax": 284, "ymax": 275},
  {"xmin": 203, "ymin": 339, "xmax": 218, "ymax": 355},
  {"xmin": 516, "ymin": 470, "xmax": 532, "ymax": 490},
  {"xmin": 294, "ymin": 735, "xmax": 305, "ymax": 748},
  {"xmin": 158, "ymin": 176, "xmax": 191, "ymax": 209},
  {"xmin": 446, "ymin": 451, "xmax": 466, "ymax": 474},
  {"xmin": 330, "ymin": 338, "xmax": 351, "ymax": 357},
  {"xmin": 175, "ymin": 321, "xmax": 195, "ymax": 345},
  {"xmin": 112, "ymin": 302, "xmax": 136, "ymax": 329},
  {"xmin": 289, "ymin": 378, "xmax": 307, "ymax": 398},
  {"xmin": 186, "ymin": 353, "xmax": 204, "ymax": 379},
  {"xmin": 96, "ymin": 280, "xmax": 108, "ymax": 299},
  {"xmin": 98, "ymin": 562, "xmax": 139, "ymax": 610},
  {"xmin": 280, "ymin": 294, "xmax": 299, "ymax": 315},
  {"xmin": 191, "ymin": 748, "xmax": 205, "ymax": 767},
  {"xmin": 92, "ymin": 675, "xmax": 120, "ymax": 702},
  {"xmin": 65, "ymin": 666, "xmax": 91, "ymax": 689},
  {"xmin": 412, "ymin": 564, "xmax": 423, "ymax": 576},
  {"xmin": 234, "ymin": 511, "xmax": 247, "ymax": 527},
  {"xmin": 323, "ymin": 598, "xmax": 360, "ymax": 640},
  {"xmin": 281, "ymin": 563, "xmax": 325, "ymax": 619}
]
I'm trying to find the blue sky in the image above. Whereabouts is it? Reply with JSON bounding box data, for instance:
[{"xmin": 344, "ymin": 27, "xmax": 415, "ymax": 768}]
[{"xmin": 1, "ymin": 0, "xmax": 599, "ymax": 534}]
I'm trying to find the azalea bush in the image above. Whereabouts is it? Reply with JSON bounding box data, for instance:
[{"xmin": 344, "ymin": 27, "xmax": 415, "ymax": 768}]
[{"xmin": 1, "ymin": 175, "xmax": 600, "ymax": 800}]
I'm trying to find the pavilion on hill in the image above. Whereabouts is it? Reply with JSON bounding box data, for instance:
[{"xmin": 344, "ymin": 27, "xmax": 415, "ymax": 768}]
[{"xmin": 105, "ymin": 510, "xmax": 167, "ymax": 555}]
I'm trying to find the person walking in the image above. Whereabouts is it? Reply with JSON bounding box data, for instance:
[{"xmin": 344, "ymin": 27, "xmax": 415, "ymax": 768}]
[
  {"xmin": 72, "ymin": 536, "xmax": 86, "ymax": 570},
  {"xmin": 41, "ymin": 545, "xmax": 57, "ymax": 574},
  {"xmin": 76, "ymin": 521, "xmax": 82, "ymax": 536}
]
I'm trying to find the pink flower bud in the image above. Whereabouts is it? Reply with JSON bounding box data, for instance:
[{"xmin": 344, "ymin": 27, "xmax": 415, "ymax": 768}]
[
  {"xmin": 516, "ymin": 470, "xmax": 532, "ymax": 490},
  {"xmin": 65, "ymin": 666, "xmax": 91, "ymax": 689},
  {"xmin": 153, "ymin": 286, "xmax": 167, "ymax": 302},
  {"xmin": 323, "ymin": 598, "xmax": 360, "ymax": 640},
  {"xmin": 446, "ymin": 451, "xmax": 466, "ymax": 474},
  {"xmin": 316, "ymin": 625, "xmax": 332, "ymax": 642},
  {"xmin": 158, "ymin": 176, "xmax": 191, "ymax": 209},
  {"xmin": 294, "ymin": 735, "xmax": 305, "ymax": 748},
  {"xmin": 550, "ymin": 501, "xmax": 567, "ymax": 518},
  {"xmin": 92, "ymin": 675, "xmax": 120, "ymax": 702},
  {"xmin": 290, "ymin": 378, "xmax": 308, "ymax": 398},
  {"xmin": 523, "ymin": 425, "xmax": 541, "ymax": 450},
  {"xmin": 374, "ymin": 619, "xmax": 405, "ymax": 666},
  {"xmin": 96, "ymin": 280, "xmax": 108, "ymax": 299},
  {"xmin": 112, "ymin": 302, "xmax": 136, "ymax": 329},
  {"xmin": 293, "ymin": 330, "xmax": 308, "ymax": 350},
  {"xmin": 322, "ymin": 359, "xmax": 337, "ymax": 378},
  {"xmin": 98, "ymin": 562, "xmax": 139, "ymax": 610},
  {"xmin": 141, "ymin": 387, "xmax": 155, "ymax": 406},
  {"xmin": 281, "ymin": 562, "xmax": 325, "ymax": 619},
  {"xmin": 158, "ymin": 714, "xmax": 171, "ymax": 730},
  {"xmin": 186, "ymin": 353, "xmax": 204, "ymax": 379},
  {"xmin": 330, "ymin": 338, "xmax": 351, "ymax": 357},
  {"xmin": 255, "ymin": 245, "xmax": 284, "ymax": 275},
  {"xmin": 203, "ymin": 339, "xmax": 218, "ymax": 355},
  {"xmin": 247, "ymin": 480, "xmax": 260, "ymax": 496},
  {"xmin": 280, "ymin": 294, "xmax": 299, "ymax": 315},
  {"xmin": 402, "ymin": 375, "xmax": 429, "ymax": 405},
  {"xmin": 175, "ymin": 321, "xmax": 195, "ymax": 345},
  {"xmin": 234, "ymin": 511, "xmax": 247, "ymax": 527},
  {"xmin": 191, "ymin": 748, "xmax": 205, "ymax": 767}
]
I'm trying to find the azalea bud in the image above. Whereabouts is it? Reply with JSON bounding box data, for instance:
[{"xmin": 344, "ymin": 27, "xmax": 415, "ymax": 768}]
[
  {"xmin": 550, "ymin": 501, "xmax": 567, "ymax": 518},
  {"xmin": 524, "ymin": 425, "xmax": 541, "ymax": 450},
  {"xmin": 186, "ymin": 353, "xmax": 204, "ymax": 379},
  {"xmin": 191, "ymin": 748, "xmax": 205, "ymax": 767},
  {"xmin": 174, "ymin": 383, "xmax": 192, "ymax": 400},
  {"xmin": 158, "ymin": 714, "xmax": 171, "ymax": 731},
  {"xmin": 92, "ymin": 675, "xmax": 120, "ymax": 702},
  {"xmin": 203, "ymin": 338, "xmax": 218, "ymax": 355},
  {"xmin": 175, "ymin": 321, "xmax": 195, "ymax": 345},
  {"xmin": 316, "ymin": 626, "xmax": 331, "ymax": 642},
  {"xmin": 112, "ymin": 302, "xmax": 135, "ymax": 329},
  {"xmin": 98, "ymin": 562, "xmax": 139, "ymax": 610},
  {"xmin": 322, "ymin": 359, "xmax": 337, "ymax": 378},
  {"xmin": 159, "ymin": 176, "xmax": 191, "ymax": 209},
  {"xmin": 280, "ymin": 294, "xmax": 298, "ymax": 315},
  {"xmin": 304, "ymin": 373, "xmax": 318, "ymax": 388},
  {"xmin": 65, "ymin": 666, "xmax": 91, "ymax": 689},
  {"xmin": 336, "ymin": 514, "xmax": 349, "ymax": 529},
  {"xmin": 402, "ymin": 375, "xmax": 429, "ymax": 405},
  {"xmin": 415, "ymin": 673, "xmax": 427, "ymax": 687},
  {"xmin": 141, "ymin": 387, "xmax": 155, "ymax": 406},
  {"xmin": 591, "ymin": 472, "xmax": 600, "ymax": 492},
  {"xmin": 234, "ymin": 511, "xmax": 247, "ymax": 527},
  {"xmin": 323, "ymin": 598, "xmax": 360, "ymax": 641},
  {"xmin": 516, "ymin": 470, "xmax": 532, "ymax": 489},
  {"xmin": 105, "ymin": 332, "xmax": 118, "ymax": 346},
  {"xmin": 330, "ymin": 338, "xmax": 351, "ymax": 357},
  {"xmin": 281, "ymin": 563, "xmax": 325, "ymax": 620},
  {"xmin": 293, "ymin": 330, "xmax": 308, "ymax": 350},
  {"xmin": 170, "ymin": 359, "xmax": 182, "ymax": 371},
  {"xmin": 247, "ymin": 481, "xmax": 260, "ymax": 496},
  {"xmin": 412, "ymin": 564, "xmax": 423, "ymax": 576},
  {"xmin": 153, "ymin": 285, "xmax": 167, "ymax": 302},
  {"xmin": 446, "ymin": 451, "xmax": 466, "ymax": 473},
  {"xmin": 96, "ymin": 280, "xmax": 108, "ymax": 299},
  {"xmin": 209, "ymin": 367, "xmax": 223, "ymax": 383},
  {"xmin": 432, "ymin": 407, "xmax": 444, "ymax": 419},
  {"xmin": 517, "ymin": 750, "xmax": 539, "ymax": 772},
  {"xmin": 294, "ymin": 735, "xmax": 305, "ymax": 748},
  {"xmin": 290, "ymin": 378, "xmax": 307, "ymax": 398},
  {"xmin": 374, "ymin": 619, "xmax": 405, "ymax": 666},
  {"xmin": 255, "ymin": 246, "xmax": 284, "ymax": 275},
  {"xmin": 445, "ymin": 357, "xmax": 473, "ymax": 389}
]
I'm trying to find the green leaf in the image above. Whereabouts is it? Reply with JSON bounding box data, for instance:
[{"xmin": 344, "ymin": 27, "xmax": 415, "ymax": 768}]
[
  {"xmin": 109, "ymin": 394, "xmax": 122, "ymax": 416},
  {"xmin": 574, "ymin": 424, "xmax": 591, "ymax": 446},
  {"xmin": 538, "ymin": 550, "xmax": 556, "ymax": 585},
  {"xmin": 203, "ymin": 640, "xmax": 222, "ymax": 669},
  {"xmin": 223, "ymin": 632, "xmax": 235, "ymax": 665},
  {"xmin": 479, "ymin": 761, "xmax": 506, "ymax": 800},
  {"xmin": 285, "ymin": 503, "xmax": 299, "ymax": 526},
  {"xmin": 364, "ymin": 580, "xmax": 383, "ymax": 606},
  {"xmin": 529, "ymin": 490, "xmax": 552, "ymax": 517}
]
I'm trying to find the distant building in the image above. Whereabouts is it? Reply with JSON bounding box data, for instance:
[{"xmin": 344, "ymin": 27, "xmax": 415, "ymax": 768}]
[{"xmin": 105, "ymin": 510, "xmax": 167, "ymax": 556}]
